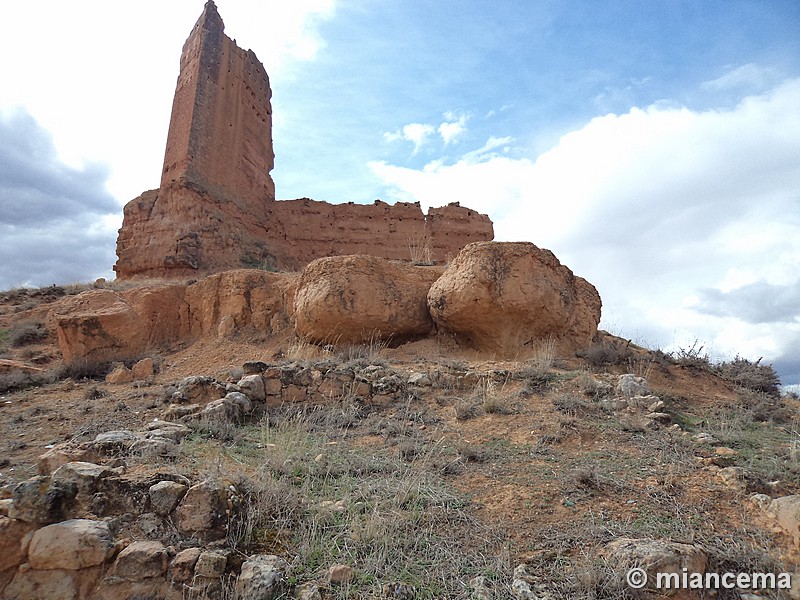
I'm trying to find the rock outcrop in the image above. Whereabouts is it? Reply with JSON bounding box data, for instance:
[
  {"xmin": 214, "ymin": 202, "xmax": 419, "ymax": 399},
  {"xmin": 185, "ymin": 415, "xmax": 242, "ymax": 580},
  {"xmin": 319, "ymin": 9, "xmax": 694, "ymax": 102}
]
[
  {"xmin": 113, "ymin": 1, "xmax": 493, "ymax": 279},
  {"xmin": 427, "ymin": 242, "xmax": 602, "ymax": 355},
  {"xmin": 48, "ymin": 285, "xmax": 185, "ymax": 363},
  {"xmin": 294, "ymin": 255, "xmax": 442, "ymax": 345},
  {"xmin": 48, "ymin": 270, "xmax": 295, "ymax": 362},
  {"xmin": 56, "ymin": 243, "xmax": 603, "ymax": 362},
  {"xmin": 181, "ymin": 269, "xmax": 296, "ymax": 338}
]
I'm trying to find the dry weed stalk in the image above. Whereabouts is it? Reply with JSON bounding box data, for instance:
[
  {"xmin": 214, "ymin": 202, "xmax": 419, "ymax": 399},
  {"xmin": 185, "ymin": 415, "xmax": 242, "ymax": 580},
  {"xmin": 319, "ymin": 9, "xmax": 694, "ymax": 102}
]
[{"xmin": 407, "ymin": 234, "xmax": 433, "ymax": 265}]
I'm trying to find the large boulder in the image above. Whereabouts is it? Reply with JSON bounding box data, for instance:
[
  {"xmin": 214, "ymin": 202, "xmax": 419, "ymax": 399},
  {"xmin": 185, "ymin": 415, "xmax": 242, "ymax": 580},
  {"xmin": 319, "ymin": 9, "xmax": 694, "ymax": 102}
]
[
  {"xmin": 180, "ymin": 269, "xmax": 296, "ymax": 338},
  {"xmin": 427, "ymin": 242, "xmax": 601, "ymax": 355},
  {"xmin": 294, "ymin": 255, "xmax": 443, "ymax": 345},
  {"xmin": 48, "ymin": 284, "xmax": 185, "ymax": 362}
]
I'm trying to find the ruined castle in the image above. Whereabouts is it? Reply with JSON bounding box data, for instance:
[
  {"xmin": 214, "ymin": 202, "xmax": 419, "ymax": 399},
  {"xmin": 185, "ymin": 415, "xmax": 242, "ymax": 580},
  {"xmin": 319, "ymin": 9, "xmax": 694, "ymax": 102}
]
[{"xmin": 114, "ymin": 1, "xmax": 493, "ymax": 279}]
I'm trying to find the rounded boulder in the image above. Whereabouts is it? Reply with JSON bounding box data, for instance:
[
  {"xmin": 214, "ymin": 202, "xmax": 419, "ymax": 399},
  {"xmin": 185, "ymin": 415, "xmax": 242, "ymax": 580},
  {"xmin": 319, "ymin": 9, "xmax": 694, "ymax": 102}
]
[
  {"xmin": 427, "ymin": 242, "xmax": 601, "ymax": 355},
  {"xmin": 294, "ymin": 255, "xmax": 442, "ymax": 345}
]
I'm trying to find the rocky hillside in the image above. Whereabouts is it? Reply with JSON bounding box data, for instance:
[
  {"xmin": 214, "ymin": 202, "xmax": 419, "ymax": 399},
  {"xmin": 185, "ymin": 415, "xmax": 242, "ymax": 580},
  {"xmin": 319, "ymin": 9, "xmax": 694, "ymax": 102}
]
[{"xmin": 0, "ymin": 244, "xmax": 797, "ymax": 600}]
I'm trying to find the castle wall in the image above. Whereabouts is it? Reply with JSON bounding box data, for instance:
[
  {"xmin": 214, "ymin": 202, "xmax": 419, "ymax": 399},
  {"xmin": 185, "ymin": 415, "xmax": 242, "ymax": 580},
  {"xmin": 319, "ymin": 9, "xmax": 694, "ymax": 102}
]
[
  {"xmin": 114, "ymin": 187, "xmax": 493, "ymax": 279},
  {"xmin": 264, "ymin": 198, "xmax": 493, "ymax": 271}
]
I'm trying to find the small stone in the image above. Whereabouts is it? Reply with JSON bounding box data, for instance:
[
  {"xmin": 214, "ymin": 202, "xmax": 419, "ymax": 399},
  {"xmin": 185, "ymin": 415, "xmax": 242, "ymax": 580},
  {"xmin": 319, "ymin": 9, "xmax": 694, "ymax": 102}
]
[
  {"xmin": 0, "ymin": 517, "xmax": 35, "ymax": 573},
  {"xmin": 628, "ymin": 394, "xmax": 660, "ymax": 409},
  {"xmin": 201, "ymin": 398, "xmax": 244, "ymax": 425},
  {"xmin": 170, "ymin": 547, "xmax": 202, "ymax": 583},
  {"xmin": 52, "ymin": 461, "xmax": 113, "ymax": 495},
  {"xmin": 92, "ymin": 430, "xmax": 140, "ymax": 454},
  {"xmin": 715, "ymin": 446, "xmax": 739, "ymax": 457},
  {"xmin": 163, "ymin": 403, "xmax": 202, "ymax": 420},
  {"xmin": 9, "ymin": 475, "xmax": 77, "ymax": 524},
  {"xmin": 692, "ymin": 432, "xmax": 720, "ymax": 445},
  {"xmin": 170, "ymin": 376, "xmax": 227, "ymax": 404},
  {"xmin": 37, "ymin": 442, "xmax": 100, "ymax": 476},
  {"xmin": 328, "ymin": 563, "xmax": 355, "ymax": 585},
  {"xmin": 769, "ymin": 495, "xmax": 800, "ymax": 546},
  {"xmin": 242, "ymin": 361, "xmax": 268, "ymax": 375},
  {"xmin": 616, "ymin": 374, "xmax": 650, "ymax": 399},
  {"xmin": 645, "ymin": 412, "xmax": 671, "ymax": 423},
  {"xmin": 226, "ymin": 391, "xmax": 253, "ymax": 414},
  {"xmin": 382, "ymin": 582, "xmax": 416, "ymax": 598},
  {"xmin": 318, "ymin": 499, "xmax": 346, "ymax": 513},
  {"xmin": 174, "ymin": 479, "xmax": 232, "ymax": 541},
  {"xmin": 3, "ymin": 569, "xmax": 80, "ymax": 600},
  {"xmin": 282, "ymin": 384, "xmax": 307, "ymax": 403},
  {"xmin": 145, "ymin": 421, "xmax": 191, "ymax": 443},
  {"xmin": 130, "ymin": 438, "xmax": 179, "ymax": 459},
  {"xmin": 131, "ymin": 357, "xmax": 155, "ymax": 380},
  {"xmin": 235, "ymin": 554, "xmax": 287, "ymax": 600},
  {"xmin": 469, "ymin": 575, "xmax": 493, "ymax": 600},
  {"xmin": 238, "ymin": 374, "xmax": 266, "ymax": 402},
  {"xmin": 264, "ymin": 377, "xmax": 283, "ymax": 397},
  {"xmin": 295, "ymin": 582, "xmax": 322, "ymax": 600},
  {"xmin": 149, "ymin": 480, "xmax": 189, "ymax": 516},
  {"xmin": 512, "ymin": 564, "xmax": 538, "ymax": 600},
  {"xmin": 716, "ymin": 466, "xmax": 748, "ymax": 491},
  {"xmin": 113, "ymin": 540, "xmax": 169, "ymax": 580},
  {"xmin": 408, "ymin": 372, "xmax": 431, "ymax": 386},
  {"xmin": 106, "ymin": 363, "xmax": 134, "ymax": 384},
  {"xmin": 603, "ymin": 537, "xmax": 707, "ymax": 596},
  {"xmin": 707, "ymin": 447, "xmax": 739, "ymax": 467},
  {"xmin": 195, "ymin": 550, "xmax": 228, "ymax": 578},
  {"xmin": 749, "ymin": 493, "xmax": 772, "ymax": 509}
]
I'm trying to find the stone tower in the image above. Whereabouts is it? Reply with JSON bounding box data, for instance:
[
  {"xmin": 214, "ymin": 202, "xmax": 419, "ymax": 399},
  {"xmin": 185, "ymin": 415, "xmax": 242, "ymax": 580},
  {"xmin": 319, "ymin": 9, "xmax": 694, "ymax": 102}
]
[
  {"xmin": 114, "ymin": 2, "xmax": 493, "ymax": 279},
  {"xmin": 160, "ymin": 0, "xmax": 275, "ymax": 204}
]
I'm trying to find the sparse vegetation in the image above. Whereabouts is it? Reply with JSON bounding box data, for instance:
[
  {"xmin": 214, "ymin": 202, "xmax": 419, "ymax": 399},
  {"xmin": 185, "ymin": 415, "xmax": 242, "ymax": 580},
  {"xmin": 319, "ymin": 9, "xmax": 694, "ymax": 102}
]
[
  {"xmin": 672, "ymin": 339, "xmax": 712, "ymax": 369},
  {"xmin": 188, "ymin": 407, "xmax": 513, "ymax": 598},
  {"xmin": 407, "ymin": 234, "xmax": 434, "ymax": 265},
  {"xmin": 55, "ymin": 357, "xmax": 114, "ymax": 381},
  {"xmin": 9, "ymin": 320, "xmax": 48, "ymax": 347},
  {"xmin": 579, "ymin": 337, "xmax": 634, "ymax": 367},
  {"xmin": 285, "ymin": 337, "xmax": 325, "ymax": 362},
  {"xmin": 714, "ymin": 355, "xmax": 782, "ymax": 397},
  {"xmin": 0, "ymin": 285, "xmax": 797, "ymax": 599}
]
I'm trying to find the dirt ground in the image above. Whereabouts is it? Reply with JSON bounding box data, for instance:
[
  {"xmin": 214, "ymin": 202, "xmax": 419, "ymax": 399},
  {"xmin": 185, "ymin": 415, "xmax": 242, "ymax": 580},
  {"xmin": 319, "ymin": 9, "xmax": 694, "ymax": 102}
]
[{"xmin": 2, "ymin": 285, "xmax": 799, "ymax": 597}]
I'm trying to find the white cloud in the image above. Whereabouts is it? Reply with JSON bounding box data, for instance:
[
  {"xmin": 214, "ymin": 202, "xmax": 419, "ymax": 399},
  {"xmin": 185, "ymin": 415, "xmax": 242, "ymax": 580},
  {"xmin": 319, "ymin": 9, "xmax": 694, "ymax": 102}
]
[
  {"xmin": 371, "ymin": 78, "xmax": 800, "ymax": 381},
  {"xmin": 384, "ymin": 111, "xmax": 472, "ymax": 154},
  {"xmin": 702, "ymin": 63, "xmax": 782, "ymax": 93},
  {"xmin": 384, "ymin": 123, "xmax": 436, "ymax": 154},
  {"xmin": 438, "ymin": 113, "xmax": 469, "ymax": 145}
]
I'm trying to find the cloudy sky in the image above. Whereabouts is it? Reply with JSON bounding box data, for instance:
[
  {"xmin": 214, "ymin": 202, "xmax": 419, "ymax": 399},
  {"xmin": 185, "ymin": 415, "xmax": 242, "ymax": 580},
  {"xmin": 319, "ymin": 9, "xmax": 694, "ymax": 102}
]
[{"xmin": 1, "ymin": 1, "xmax": 799, "ymax": 385}]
